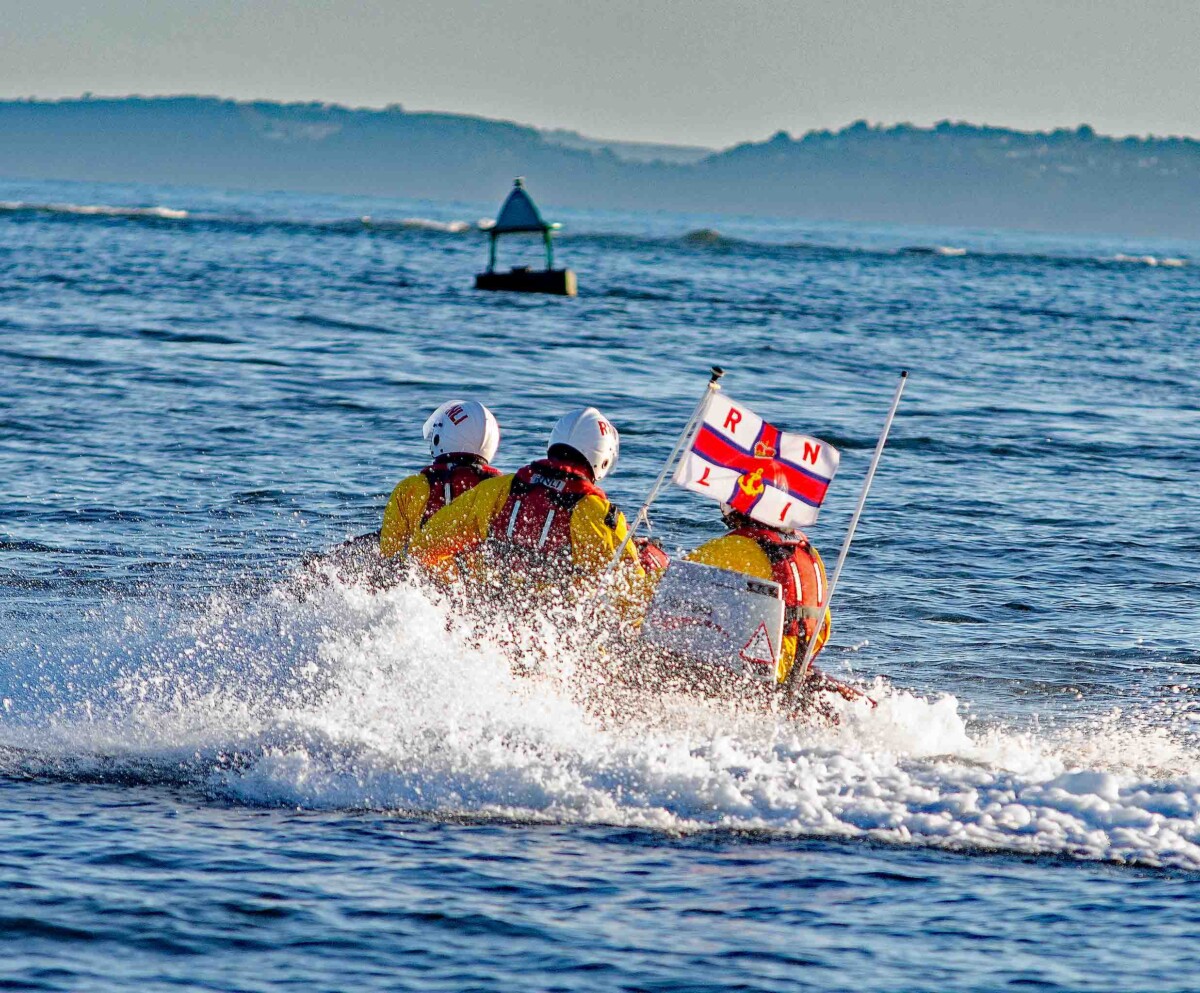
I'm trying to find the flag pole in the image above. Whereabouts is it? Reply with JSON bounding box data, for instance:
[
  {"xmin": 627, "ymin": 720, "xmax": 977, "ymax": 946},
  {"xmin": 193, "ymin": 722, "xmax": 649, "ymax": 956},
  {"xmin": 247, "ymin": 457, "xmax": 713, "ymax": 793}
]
[
  {"xmin": 787, "ymin": 371, "xmax": 908, "ymax": 695},
  {"xmin": 603, "ymin": 365, "xmax": 725, "ymax": 577}
]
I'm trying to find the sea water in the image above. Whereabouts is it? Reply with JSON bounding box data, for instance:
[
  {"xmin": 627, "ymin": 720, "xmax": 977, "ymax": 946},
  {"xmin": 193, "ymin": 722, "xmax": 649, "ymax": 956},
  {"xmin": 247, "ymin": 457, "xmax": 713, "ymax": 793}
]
[{"xmin": 1, "ymin": 178, "xmax": 1198, "ymax": 992}]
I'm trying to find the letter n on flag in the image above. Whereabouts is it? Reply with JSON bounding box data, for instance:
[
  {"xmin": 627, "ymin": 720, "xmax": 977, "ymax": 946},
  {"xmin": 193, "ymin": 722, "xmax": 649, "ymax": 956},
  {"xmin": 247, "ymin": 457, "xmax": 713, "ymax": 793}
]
[{"xmin": 672, "ymin": 393, "xmax": 840, "ymax": 528}]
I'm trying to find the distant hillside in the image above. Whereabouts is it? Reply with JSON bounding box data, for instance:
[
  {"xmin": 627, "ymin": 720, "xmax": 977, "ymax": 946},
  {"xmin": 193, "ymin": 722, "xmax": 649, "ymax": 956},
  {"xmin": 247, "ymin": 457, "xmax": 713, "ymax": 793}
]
[
  {"xmin": 690, "ymin": 122, "xmax": 1200, "ymax": 239},
  {"xmin": 2, "ymin": 96, "xmax": 1199, "ymax": 238},
  {"xmin": 539, "ymin": 128, "xmax": 712, "ymax": 165}
]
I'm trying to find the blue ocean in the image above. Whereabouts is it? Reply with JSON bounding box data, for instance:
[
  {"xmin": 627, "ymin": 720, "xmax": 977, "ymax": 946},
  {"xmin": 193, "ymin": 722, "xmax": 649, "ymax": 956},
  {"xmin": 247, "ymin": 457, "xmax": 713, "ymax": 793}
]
[{"xmin": 1, "ymin": 178, "xmax": 1198, "ymax": 992}]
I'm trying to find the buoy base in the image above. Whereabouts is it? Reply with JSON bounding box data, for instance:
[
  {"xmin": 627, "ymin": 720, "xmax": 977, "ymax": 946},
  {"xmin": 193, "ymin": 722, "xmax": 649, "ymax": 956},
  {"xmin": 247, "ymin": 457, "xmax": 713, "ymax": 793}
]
[{"xmin": 475, "ymin": 268, "xmax": 577, "ymax": 296}]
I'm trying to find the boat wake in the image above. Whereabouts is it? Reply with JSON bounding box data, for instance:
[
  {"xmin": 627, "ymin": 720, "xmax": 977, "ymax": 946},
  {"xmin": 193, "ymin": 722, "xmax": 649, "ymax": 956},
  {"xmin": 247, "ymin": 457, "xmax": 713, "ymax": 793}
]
[{"xmin": 3, "ymin": 569, "xmax": 1199, "ymax": 869}]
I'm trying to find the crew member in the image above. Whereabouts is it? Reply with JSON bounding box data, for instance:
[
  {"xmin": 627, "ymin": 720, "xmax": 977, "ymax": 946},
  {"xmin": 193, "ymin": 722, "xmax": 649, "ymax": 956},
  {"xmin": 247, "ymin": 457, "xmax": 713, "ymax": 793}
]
[
  {"xmin": 379, "ymin": 399, "xmax": 501, "ymax": 559},
  {"xmin": 686, "ymin": 502, "xmax": 831, "ymax": 685},
  {"xmin": 410, "ymin": 406, "xmax": 642, "ymax": 590}
]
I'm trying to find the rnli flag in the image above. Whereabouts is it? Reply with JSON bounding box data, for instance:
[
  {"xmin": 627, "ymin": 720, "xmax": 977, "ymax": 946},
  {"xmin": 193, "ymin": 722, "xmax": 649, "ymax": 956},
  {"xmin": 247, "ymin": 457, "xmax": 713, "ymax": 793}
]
[{"xmin": 673, "ymin": 393, "xmax": 840, "ymax": 529}]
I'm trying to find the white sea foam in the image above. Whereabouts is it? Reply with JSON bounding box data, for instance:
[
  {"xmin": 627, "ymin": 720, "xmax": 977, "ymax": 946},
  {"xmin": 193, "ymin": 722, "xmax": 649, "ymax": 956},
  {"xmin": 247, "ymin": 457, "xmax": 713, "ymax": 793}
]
[
  {"xmin": 356, "ymin": 216, "xmax": 479, "ymax": 233},
  {"xmin": 5, "ymin": 571, "xmax": 1200, "ymax": 870},
  {"xmin": 1111, "ymin": 253, "xmax": 1187, "ymax": 267},
  {"xmin": 0, "ymin": 200, "xmax": 189, "ymax": 219}
]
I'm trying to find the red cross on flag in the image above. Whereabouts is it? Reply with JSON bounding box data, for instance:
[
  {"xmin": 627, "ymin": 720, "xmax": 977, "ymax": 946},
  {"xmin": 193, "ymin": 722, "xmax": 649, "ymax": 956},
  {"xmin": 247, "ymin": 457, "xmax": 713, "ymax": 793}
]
[{"xmin": 673, "ymin": 392, "xmax": 840, "ymax": 529}]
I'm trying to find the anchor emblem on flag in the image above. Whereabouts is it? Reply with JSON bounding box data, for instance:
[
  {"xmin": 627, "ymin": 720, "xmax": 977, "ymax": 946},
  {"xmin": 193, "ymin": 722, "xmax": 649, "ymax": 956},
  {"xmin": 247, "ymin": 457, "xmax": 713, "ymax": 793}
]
[{"xmin": 737, "ymin": 467, "xmax": 765, "ymax": 497}]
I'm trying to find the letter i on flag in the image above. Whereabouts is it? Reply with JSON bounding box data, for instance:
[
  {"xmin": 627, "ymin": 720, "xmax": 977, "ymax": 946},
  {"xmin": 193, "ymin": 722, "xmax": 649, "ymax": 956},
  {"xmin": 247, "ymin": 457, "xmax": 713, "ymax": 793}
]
[{"xmin": 672, "ymin": 393, "xmax": 840, "ymax": 528}]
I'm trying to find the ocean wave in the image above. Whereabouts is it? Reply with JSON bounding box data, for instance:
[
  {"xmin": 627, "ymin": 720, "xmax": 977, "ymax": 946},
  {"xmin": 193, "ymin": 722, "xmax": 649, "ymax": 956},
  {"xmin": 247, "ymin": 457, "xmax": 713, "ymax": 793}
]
[
  {"xmin": 1, "ymin": 198, "xmax": 1193, "ymax": 272},
  {"xmin": 901, "ymin": 244, "xmax": 968, "ymax": 257},
  {"xmin": 357, "ymin": 216, "xmax": 486, "ymax": 234},
  {"xmin": 3, "ymin": 570, "xmax": 1200, "ymax": 871},
  {"xmin": 0, "ymin": 199, "xmax": 488, "ymax": 236},
  {"xmin": 1111, "ymin": 253, "xmax": 1188, "ymax": 267},
  {"xmin": 0, "ymin": 200, "xmax": 188, "ymax": 220},
  {"xmin": 680, "ymin": 227, "xmax": 743, "ymax": 247},
  {"xmin": 268, "ymin": 215, "xmax": 485, "ymax": 235}
]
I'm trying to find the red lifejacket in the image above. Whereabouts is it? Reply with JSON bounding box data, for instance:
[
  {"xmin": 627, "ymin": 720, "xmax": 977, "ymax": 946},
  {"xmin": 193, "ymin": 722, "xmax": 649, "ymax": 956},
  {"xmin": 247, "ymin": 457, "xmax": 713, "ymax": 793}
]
[
  {"xmin": 491, "ymin": 458, "xmax": 608, "ymax": 565},
  {"xmin": 419, "ymin": 455, "xmax": 501, "ymax": 525},
  {"xmin": 732, "ymin": 525, "xmax": 827, "ymax": 643}
]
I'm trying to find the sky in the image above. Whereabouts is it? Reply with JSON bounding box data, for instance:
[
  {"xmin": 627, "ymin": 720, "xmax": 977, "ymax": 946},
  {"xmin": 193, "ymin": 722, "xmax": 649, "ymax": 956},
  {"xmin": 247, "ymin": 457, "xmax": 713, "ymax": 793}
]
[{"xmin": 1, "ymin": 0, "xmax": 1196, "ymax": 149}]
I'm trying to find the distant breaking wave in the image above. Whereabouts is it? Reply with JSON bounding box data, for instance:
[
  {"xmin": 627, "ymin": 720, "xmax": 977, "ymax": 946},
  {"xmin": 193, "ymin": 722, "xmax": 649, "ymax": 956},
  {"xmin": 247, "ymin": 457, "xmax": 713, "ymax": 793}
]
[
  {"xmin": 900, "ymin": 244, "xmax": 968, "ymax": 257},
  {"xmin": 1111, "ymin": 253, "xmax": 1187, "ymax": 267},
  {"xmin": 0, "ymin": 200, "xmax": 189, "ymax": 220},
  {"xmin": 0, "ymin": 199, "xmax": 1190, "ymax": 270},
  {"xmin": 359, "ymin": 216, "xmax": 490, "ymax": 234},
  {"xmin": 0, "ymin": 199, "xmax": 488, "ymax": 235}
]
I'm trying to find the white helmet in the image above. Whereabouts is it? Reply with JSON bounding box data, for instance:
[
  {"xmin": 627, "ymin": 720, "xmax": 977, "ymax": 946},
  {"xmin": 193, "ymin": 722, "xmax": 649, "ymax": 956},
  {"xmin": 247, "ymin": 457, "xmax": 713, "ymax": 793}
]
[
  {"xmin": 548, "ymin": 407, "xmax": 619, "ymax": 480},
  {"xmin": 423, "ymin": 400, "xmax": 500, "ymax": 462}
]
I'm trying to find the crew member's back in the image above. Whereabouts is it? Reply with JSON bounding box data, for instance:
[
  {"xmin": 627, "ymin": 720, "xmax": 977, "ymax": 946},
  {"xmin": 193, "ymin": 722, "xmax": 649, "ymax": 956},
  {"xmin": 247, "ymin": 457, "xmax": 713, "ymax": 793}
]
[
  {"xmin": 380, "ymin": 400, "xmax": 501, "ymax": 559},
  {"xmin": 412, "ymin": 407, "xmax": 642, "ymax": 592}
]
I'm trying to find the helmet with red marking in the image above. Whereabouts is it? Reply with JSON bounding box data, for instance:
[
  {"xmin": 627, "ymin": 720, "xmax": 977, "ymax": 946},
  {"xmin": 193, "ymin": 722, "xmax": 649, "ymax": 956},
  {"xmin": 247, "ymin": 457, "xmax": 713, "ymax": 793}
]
[
  {"xmin": 547, "ymin": 407, "xmax": 620, "ymax": 481},
  {"xmin": 423, "ymin": 400, "xmax": 500, "ymax": 462}
]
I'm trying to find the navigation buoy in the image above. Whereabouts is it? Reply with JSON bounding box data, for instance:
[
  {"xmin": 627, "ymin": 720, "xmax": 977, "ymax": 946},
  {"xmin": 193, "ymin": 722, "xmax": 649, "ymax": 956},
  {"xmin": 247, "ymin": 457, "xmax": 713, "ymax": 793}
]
[{"xmin": 474, "ymin": 178, "xmax": 577, "ymax": 296}]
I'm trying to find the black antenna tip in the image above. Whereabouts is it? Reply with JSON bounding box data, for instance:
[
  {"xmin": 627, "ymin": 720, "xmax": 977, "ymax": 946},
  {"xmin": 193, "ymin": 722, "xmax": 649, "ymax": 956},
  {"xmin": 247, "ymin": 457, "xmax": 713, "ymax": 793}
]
[{"xmin": 901, "ymin": 370, "xmax": 909, "ymax": 378}]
